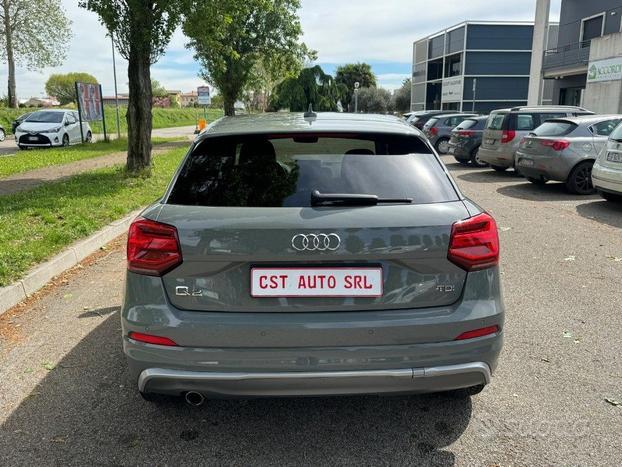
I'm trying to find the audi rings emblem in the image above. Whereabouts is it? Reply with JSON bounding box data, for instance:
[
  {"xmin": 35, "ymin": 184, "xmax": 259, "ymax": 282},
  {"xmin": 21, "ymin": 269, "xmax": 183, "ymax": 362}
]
[{"xmin": 291, "ymin": 233, "xmax": 341, "ymax": 251}]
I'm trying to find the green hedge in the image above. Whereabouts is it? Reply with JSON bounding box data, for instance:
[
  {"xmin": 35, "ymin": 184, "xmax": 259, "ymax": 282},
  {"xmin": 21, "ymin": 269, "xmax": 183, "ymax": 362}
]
[{"xmin": 0, "ymin": 106, "xmax": 223, "ymax": 135}]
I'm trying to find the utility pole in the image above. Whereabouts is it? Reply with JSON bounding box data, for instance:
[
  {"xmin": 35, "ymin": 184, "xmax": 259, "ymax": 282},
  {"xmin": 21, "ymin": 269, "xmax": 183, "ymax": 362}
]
[
  {"xmin": 528, "ymin": 0, "xmax": 551, "ymax": 105},
  {"xmin": 111, "ymin": 33, "xmax": 121, "ymax": 139}
]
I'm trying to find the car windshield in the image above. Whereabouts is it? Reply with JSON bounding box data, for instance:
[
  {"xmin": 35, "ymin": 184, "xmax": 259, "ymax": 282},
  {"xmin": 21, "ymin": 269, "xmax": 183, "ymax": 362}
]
[
  {"xmin": 167, "ymin": 133, "xmax": 459, "ymax": 207},
  {"xmin": 25, "ymin": 112, "xmax": 64, "ymax": 123},
  {"xmin": 486, "ymin": 113, "xmax": 506, "ymax": 130},
  {"xmin": 533, "ymin": 121, "xmax": 577, "ymax": 137}
]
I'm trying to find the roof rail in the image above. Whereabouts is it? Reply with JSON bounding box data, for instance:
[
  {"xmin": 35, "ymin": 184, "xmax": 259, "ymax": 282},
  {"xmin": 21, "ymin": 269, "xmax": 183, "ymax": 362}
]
[{"xmin": 509, "ymin": 105, "xmax": 589, "ymax": 112}]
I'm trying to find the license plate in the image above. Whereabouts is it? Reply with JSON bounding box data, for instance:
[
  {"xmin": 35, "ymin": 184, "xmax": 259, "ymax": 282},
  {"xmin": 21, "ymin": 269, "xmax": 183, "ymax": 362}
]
[
  {"xmin": 485, "ymin": 139, "xmax": 494, "ymax": 145},
  {"xmin": 28, "ymin": 136, "xmax": 38, "ymax": 141},
  {"xmin": 606, "ymin": 152, "xmax": 622, "ymax": 163},
  {"xmin": 250, "ymin": 267, "xmax": 383, "ymax": 298},
  {"xmin": 519, "ymin": 158, "xmax": 534, "ymax": 167}
]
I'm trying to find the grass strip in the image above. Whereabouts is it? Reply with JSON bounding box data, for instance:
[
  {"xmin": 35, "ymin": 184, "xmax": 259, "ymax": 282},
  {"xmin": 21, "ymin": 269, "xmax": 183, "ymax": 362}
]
[{"xmin": 0, "ymin": 146, "xmax": 187, "ymax": 286}]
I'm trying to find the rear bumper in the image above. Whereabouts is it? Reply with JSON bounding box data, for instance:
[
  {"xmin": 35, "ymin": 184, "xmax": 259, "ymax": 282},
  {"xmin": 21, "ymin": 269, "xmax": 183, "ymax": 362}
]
[
  {"xmin": 592, "ymin": 164, "xmax": 622, "ymax": 194},
  {"xmin": 478, "ymin": 147, "xmax": 515, "ymax": 168},
  {"xmin": 137, "ymin": 362, "xmax": 492, "ymax": 397}
]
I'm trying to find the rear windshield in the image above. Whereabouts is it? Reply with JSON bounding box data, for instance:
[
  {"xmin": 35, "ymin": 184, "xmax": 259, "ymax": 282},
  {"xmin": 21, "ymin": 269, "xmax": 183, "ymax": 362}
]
[
  {"xmin": 424, "ymin": 118, "xmax": 439, "ymax": 129},
  {"xmin": 166, "ymin": 133, "xmax": 459, "ymax": 207},
  {"xmin": 533, "ymin": 121, "xmax": 577, "ymax": 137},
  {"xmin": 486, "ymin": 113, "xmax": 507, "ymax": 130},
  {"xmin": 455, "ymin": 119, "xmax": 479, "ymax": 130},
  {"xmin": 611, "ymin": 122, "xmax": 622, "ymax": 141}
]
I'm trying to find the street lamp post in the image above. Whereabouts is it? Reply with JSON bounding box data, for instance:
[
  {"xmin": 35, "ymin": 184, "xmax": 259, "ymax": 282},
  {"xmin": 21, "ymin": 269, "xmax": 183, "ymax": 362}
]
[
  {"xmin": 354, "ymin": 81, "xmax": 360, "ymax": 113},
  {"xmin": 472, "ymin": 78, "xmax": 478, "ymax": 113},
  {"xmin": 111, "ymin": 34, "xmax": 121, "ymax": 140}
]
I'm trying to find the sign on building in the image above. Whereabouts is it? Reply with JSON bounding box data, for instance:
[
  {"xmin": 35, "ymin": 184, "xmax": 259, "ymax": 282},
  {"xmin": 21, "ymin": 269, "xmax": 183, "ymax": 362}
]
[
  {"xmin": 587, "ymin": 57, "xmax": 622, "ymax": 83},
  {"xmin": 76, "ymin": 82, "xmax": 104, "ymax": 121},
  {"xmin": 197, "ymin": 86, "xmax": 211, "ymax": 105},
  {"xmin": 441, "ymin": 77, "xmax": 463, "ymax": 103}
]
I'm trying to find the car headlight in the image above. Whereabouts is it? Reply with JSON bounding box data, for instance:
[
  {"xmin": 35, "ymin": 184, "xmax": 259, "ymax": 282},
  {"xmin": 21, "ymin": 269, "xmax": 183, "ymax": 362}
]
[{"xmin": 48, "ymin": 126, "xmax": 62, "ymax": 133}]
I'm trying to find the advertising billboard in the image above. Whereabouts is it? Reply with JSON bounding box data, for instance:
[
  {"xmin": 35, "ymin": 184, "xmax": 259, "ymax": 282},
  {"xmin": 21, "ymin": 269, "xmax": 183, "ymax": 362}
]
[{"xmin": 76, "ymin": 82, "xmax": 104, "ymax": 121}]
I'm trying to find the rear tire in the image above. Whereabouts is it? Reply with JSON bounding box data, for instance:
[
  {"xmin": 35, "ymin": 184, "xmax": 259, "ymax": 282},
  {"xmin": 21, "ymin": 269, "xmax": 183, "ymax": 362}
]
[
  {"xmin": 454, "ymin": 157, "xmax": 470, "ymax": 166},
  {"xmin": 86, "ymin": 131, "xmax": 92, "ymax": 143},
  {"xmin": 566, "ymin": 161, "xmax": 595, "ymax": 195},
  {"xmin": 62, "ymin": 134, "xmax": 70, "ymax": 147},
  {"xmin": 444, "ymin": 384, "xmax": 486, "ymax": 398},
  {"xmin": 599, "ymin": 190, "xmax": 622, "ymax": 202},
  {"xmin": 527, "ymin": 176, "xmax": 547, "ymax": 185},
  {"xmin": 470, "ymin": 146, "xmax": 488, "ymax": 167},
  {"xmin": 435, "ymin": 138, "xmax": 450, "ymax": 155},
  {"xmin": 491, "ymin": 165, "xmax": 507, "ymax": 172}
]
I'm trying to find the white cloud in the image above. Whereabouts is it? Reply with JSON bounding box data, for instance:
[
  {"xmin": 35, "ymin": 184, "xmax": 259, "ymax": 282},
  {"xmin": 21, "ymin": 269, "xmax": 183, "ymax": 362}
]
[{"xmin": 2, "ymin": 0, "xmax": 561, "ymax": 99}]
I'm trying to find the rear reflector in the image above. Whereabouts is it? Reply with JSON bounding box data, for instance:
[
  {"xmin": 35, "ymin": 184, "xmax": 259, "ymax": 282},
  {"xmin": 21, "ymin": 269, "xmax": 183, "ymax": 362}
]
[
  {"xmin": 448, "ymin": 213, "xmax": 500, "ymax": 271},
  {"xmin": 128, "ymin": 332, "xmax": 178, "ymax": 346},
  {"xmin": 540, "ymin": 139, "xmax": 570, "ymax": 151},
  {"xmin": 127, "ymin": 217, "xmax": 182, "ymax": 276},
  {"xmin": 501, "ymin": 130, "xmax": 516, "ymax": 144},
  {"xmin": 455, "ymin": 325, "xmax": 500, "ymax": 341}
]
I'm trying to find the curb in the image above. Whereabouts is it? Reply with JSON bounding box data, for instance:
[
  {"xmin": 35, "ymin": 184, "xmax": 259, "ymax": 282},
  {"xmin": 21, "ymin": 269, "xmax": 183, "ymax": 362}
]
[{"xmin": 0, "ymin": 209, "xmax": 142, "ymax": 317}]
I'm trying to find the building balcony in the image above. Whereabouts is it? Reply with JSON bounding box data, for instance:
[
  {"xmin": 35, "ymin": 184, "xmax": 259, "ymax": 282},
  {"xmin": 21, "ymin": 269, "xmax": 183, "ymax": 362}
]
[{"xmin": 543, "ymin": 41, "xmax": 591, "ymax": 75}]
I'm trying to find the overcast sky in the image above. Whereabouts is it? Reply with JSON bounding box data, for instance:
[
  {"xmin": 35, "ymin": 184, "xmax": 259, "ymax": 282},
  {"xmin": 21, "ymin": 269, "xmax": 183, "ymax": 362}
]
[{"xmin": 7, "ymin": 0, "xmax": 561, "ymax": 100}]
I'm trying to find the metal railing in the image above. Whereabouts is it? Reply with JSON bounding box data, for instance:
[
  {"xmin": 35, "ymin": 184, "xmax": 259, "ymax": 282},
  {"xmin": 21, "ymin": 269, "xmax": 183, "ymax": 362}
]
[{"xmin": 543, "ymin": 40, "xmax": 591, "ymax": 71}]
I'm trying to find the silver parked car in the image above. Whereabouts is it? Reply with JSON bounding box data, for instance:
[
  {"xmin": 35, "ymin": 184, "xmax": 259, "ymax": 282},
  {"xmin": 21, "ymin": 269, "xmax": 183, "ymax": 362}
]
[
  {"xmin": 122, "ymin": 112, "xmax": 504, "ymax": 404},
  {"xmin": 423, "ymin": 113, "xmax": 477, "ymax": 154},
  {"xmin": 478, "ymin": 106, "xmax": 594, "ymax": 172},
  {"xmin": 516, "ymin": 115, "xmax": 622, "ymax": 194},
  {"xmin": 592, "ymin": 121, "xmax": 622, "ymax": 202}
]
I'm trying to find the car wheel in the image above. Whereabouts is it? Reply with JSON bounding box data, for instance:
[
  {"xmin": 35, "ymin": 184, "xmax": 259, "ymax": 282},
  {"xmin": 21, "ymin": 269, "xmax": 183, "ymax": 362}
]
[
  {"xmin": 62, "ymin": 134, "xmax": 70, "ymax": 147},
  {"xmin": 86, "ymin": 131, "xmax": 92, "ymax": 143},
  {"xmin": 566, "ymin": 161, "xmax": 595, "ymax": 195},
  {"xmin": 0, "ymin": 129, "xmax": 5, "ymax": 142},
  {"xmin": 443, "ymin": 384, "xmax": 486, "ymax": 399},
  {"xmin": 527, "ymin": 176, "xmax": 547, "ymax": 185},
  {"xmin": 435, "ymin": 138, "xmax": 450, "ymax": 154},
  {"xmin": 491, "ymin": 165, "xmax": 507, "ymax": 172},
  {"xmin": 470, "ymin": 146, "xmax": 487, "ymax": 167},
  {"xmin": 454, "ymin": 156, "xmax": 470, "ymax": 166},
  {"xmin": 599, "ymin": 190, "xmax": 622, "ymax": 203}
]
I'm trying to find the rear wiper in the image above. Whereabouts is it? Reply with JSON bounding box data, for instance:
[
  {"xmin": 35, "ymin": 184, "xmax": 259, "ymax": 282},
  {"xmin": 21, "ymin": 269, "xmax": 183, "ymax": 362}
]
[{"xmin": 311, "ymin": 190, "xmax": 413, "ymax": 206}]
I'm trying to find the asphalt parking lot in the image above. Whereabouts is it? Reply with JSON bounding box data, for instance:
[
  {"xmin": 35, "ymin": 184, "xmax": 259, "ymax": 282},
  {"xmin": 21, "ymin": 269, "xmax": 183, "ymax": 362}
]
[{"xmin": 1, "ymin": 156, "xmax": 621, "ymax": 466}]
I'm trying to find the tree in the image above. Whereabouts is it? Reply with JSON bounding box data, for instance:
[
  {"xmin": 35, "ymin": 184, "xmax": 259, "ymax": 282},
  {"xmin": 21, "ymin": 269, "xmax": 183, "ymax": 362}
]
[
  {"xmin": 335, "ymin": 63, "xmax": 377, "ymax": 112},
  {"xmin": 269, "ymin": 65, "xmax": 346, "ymax": 112},
  {"xmin": 356, "ymin": 86, "xmax": 392, "ymax": 114},
  {"xmin": 183, "ymin": 0, "xmax": 312, "ymax": 117},
  {"xmin": 392, "ymin": 78, "xmax": 411, "ymax": 113},
  {"xmin": 151, "ymin": 79, "xmax": 168, "ymax": 98},
  {"xmin": 79, "ymin": 1, "xmax": 184, "ymax": 173},
  {"xmin": 45, "ymin": 73, "xmax": 98, "ymax": 105},
  {"xmin": 0, "ymin": 0, "xmax": 72, "ymax": 108}
]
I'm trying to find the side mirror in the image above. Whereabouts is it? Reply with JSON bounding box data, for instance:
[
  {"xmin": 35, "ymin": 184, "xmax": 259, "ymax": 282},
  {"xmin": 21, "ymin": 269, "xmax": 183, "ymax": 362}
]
[{"xmin": 65, "ymin": 121, "xmax": 71, "ymax": 126}]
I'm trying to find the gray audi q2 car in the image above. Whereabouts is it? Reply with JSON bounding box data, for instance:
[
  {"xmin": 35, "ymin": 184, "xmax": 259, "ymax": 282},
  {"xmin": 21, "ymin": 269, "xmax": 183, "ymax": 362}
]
[{"xmin": 122, "ymin": 112, "xmax": 504, "ymax": 404}]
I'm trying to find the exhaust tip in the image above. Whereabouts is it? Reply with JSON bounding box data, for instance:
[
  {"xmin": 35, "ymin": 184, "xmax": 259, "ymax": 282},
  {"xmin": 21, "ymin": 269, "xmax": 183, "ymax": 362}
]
[{"xmin": 184, "ymin": 391, "xmax": 205, "ymax": 407}]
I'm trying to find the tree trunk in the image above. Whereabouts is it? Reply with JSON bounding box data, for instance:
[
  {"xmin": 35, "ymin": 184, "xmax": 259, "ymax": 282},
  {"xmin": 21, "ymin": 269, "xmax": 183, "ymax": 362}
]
[
  {"xmin": 223, "ymin": 95, "xmax": 235, "ymax": 116},
  {"xmin": 2, "ymin": 0, "xmax": 17, "ymax": 108},
  {"xmin": 126, "ymin": 46, "xmax": 153, "ymax": 173}
]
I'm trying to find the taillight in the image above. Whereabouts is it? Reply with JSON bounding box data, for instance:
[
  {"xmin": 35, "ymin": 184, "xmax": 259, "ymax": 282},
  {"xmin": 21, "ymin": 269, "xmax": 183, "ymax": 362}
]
[
  {"xmin": 540, "ymin": 139, "xmax": 570, "ymax": 151},
  {"xmin": 127, "ymin": 217, "xmax": 182, "ymax": 276},
  {"xmin": 455, "ymin": 325, "xmax": 500, "ymax": 341},
  {"xmin": 500, "ymin": 130, "xmax": 516, "ymax": 144},
  {"xmin": 129, "ymin": 331, "xmax": 178, "ymax": 346},
  {"xmin": 448, "ymin": 213, "xmax": 500, "ymax": 271},
  {"xmin": 430, "ymin": 127, "xmax": 438, "ymax": 136},
  {"xmin": 457, "ymin": 130, "xmax": 474, "ymax": 137}
]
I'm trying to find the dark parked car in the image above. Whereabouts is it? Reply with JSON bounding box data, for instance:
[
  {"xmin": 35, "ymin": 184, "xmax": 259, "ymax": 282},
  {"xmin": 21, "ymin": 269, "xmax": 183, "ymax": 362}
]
[
  {"xmin": 11, "ymin": 112, "xmax": 32, "ymax": 134},
  {"xmin": 423, "ymin": 113, "xmax": 478, "ymax": 154},
  {"xmin": 123, "ymin": 112, "xmax": 504, "ymax": 404},
  {"xmin": 448, "ymin": 116, "xmax": 489, "ymax": 167},
  {"xmin": 407, "ymin": 110, "xmax": 455, "ymax": 130}
]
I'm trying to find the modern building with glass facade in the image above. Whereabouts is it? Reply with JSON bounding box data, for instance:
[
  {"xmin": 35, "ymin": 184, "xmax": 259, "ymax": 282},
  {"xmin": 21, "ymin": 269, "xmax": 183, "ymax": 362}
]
[{"xmin": 411, "ymin": 21, "xmax": 558, "ymax": 113}]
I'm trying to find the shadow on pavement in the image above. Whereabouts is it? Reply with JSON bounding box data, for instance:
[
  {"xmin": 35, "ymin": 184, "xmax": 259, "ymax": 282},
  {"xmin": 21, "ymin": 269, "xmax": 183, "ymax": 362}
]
[
  {"xmin": 456, "ymin": 169, "xmax": 521, "ymax": 184},
  {"xmin": 0, "ymin": 309, "xmax": 473, "ymax": 465},
  {"xmin": 496, "ymin": 182, "xmax": 599, "ymax": 202},
  {"xmin": 576, "ymin": 200, "xmax": 622, "ymax": 229}
]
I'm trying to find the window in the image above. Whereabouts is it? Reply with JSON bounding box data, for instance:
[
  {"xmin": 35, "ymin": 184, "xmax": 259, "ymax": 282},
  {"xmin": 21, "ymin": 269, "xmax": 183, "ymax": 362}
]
[
  {"xmin": 610, "ymin": 123, "xmax": 622, "ymax": 141},
  {"xmin": 538, "ymin": 113, "xmax": 567, "ymax": 125},
  {"xmin": 581, "ymin": 13, "xmax": 604, "ymax": 45},
  {"xmin": 486, "ymin": 113, "xmax": 507, "ymax": 130},
  {"xmin": 591, "ymin": 119, "xmax": 622, "ymax": 137},
  {"xmin": 533, "ymin": 121, "xmax": 577, "ymax": 137},
  {"xmin": 444, "ymin": 53, "xmax": 462, "ymax": 78},
  {"xmin": 515, "ymin": 114, "xmax": 535, "ymax": 131},
  {"xmin": 166, "ymin": 133, "xmax": 459, "ymax": 208},
  {"xmin": 455, "ymin": 119, "xmax": 478, "ymax": 130},
  {"xmin": 66, "ymin": 113, "xmax": 77, "ymax": 124}
]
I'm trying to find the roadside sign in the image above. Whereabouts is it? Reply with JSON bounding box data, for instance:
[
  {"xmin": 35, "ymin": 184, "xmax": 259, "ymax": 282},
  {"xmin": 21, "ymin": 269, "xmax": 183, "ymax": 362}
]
[
  {"xmin": 197, "ymin": 86, "xmax": 211, "ymax": 105},
  {"xmin": 76, "ymin": 82, "xmax": 103, "ymax": 121}
]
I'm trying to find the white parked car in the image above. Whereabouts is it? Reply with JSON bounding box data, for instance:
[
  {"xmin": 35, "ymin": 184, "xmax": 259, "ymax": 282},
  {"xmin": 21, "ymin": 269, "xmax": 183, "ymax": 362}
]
[
  {"xmin": 592, "ymin": 121, "xmax": 622, "ymax": 202},
  {"xmin": 15, "ymin": 109, "xmax": 92, "ymax": 149}
]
